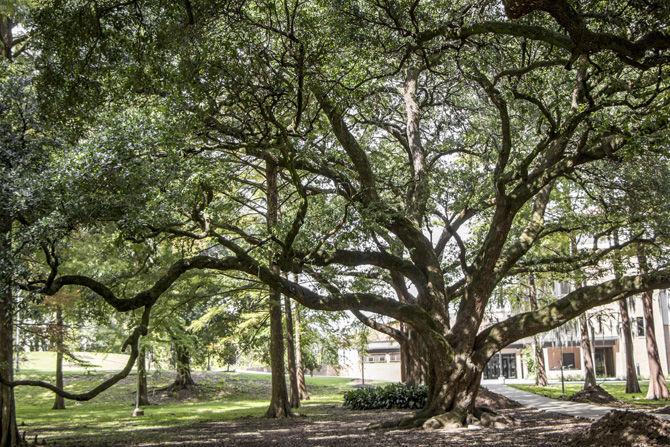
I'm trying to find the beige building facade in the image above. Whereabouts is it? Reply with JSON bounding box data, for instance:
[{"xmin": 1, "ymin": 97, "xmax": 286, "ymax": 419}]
[{"xmin": 338, "ymin": 287, "xmax": 670, "ymax": 383}]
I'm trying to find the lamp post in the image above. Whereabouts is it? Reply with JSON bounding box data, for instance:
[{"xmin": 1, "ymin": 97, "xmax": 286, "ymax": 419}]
[{"xmin": 556, "ymin": 332, "xmax": 566, "ymax": 396}]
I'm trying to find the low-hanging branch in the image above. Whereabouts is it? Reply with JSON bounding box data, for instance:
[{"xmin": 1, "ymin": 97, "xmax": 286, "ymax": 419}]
[{"xmin": 0, "ymin": 306, "xmax": 151, "ymax": 400}]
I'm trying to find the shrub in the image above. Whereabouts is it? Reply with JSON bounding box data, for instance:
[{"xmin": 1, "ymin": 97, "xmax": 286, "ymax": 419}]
[{"xmin": 343, "ymin": 383, "xmax": 427, "ymax": 410}]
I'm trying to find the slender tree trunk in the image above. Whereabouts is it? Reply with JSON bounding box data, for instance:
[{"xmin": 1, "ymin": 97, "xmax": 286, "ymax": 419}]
[
  {"xmin": 137, "ymin": 345, "xmax": 149, "ymax": 405},
  {"xmin": 0, "ymin": 28, "xmax": 19, "ymax": 440},
  {"xmin": 283, "ymin": 296, "xmax": 300, "ymax": 408},
  {"xmin": 580, "ymin": 313, "xmax": 597, "ymax": 389},
  {"xmin": 13, "ymin": 310, "xmax": 19, "ymax": 374},
  {"xmin": 400, "ymin": 328, "xmax": 424, "ymax": 386},
  {"xmin": 619, "ymin": 298, "xmax": 641, "ymax": 393},
  {"xmin": 0, "ymin": 211, "xmax": 19, "ymax": 447},
  {"xmin": 528, "ymin": 275, "xmax": 547, "ymax": 386},
  {"xmin": 400, "ymin": 338, "xmax": 410, "ymax": 384},
  {"xmin": 0, "ymin": 294, "xmax": 18, "ymax": 446},
  {"xmin": 532, "ymin": 337, "xmax": 547, "ymax": 386},
  {"xmin": 52, "ymin": 306, "xmax": 65, "ymax": 410},
  {"xmin": 642, "ymin": 289, "xmax": 669, "ymax": 399},
  {"xmin": 293, "ymin": 302, "xmax": 309, "ymax": 400},
  {"xmin": 611, "ymin": 235, "xmax": 642, "ymax": 394},
  {"xmin": 637, "ymin": 246, "xmax": 670, "ymax": 400},
  {"xmin": 265, "ymin": 160, "xmax": 291, "ymax": 418}
]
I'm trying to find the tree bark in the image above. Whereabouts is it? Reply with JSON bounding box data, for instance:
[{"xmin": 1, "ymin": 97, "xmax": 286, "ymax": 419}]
[
  {"xmin": 641, "ymin": 289, "xmax": 669, "ymax": 399},
  {"xmin": 0, "ymin": 211, "xmax": 19, "ymax": 447},
  {"xmin": 137, "ymin": 345, "xmax": 149, "ymax": 406},
  {"xmin": 637, "ymin": 246, "xmax": 670, "ymax": 400},
  {"xmin": 283, "ymin": 296, "xmax": 300, "ymax": 408},
  {"xmin": 580, "ymin": 313, "xmax": 597, "ymax": 389},
  {"xmin": 52, "ymin": 305, "xmax": 65, "ymax": 410},
  {"xmin": 0, "ymin": 21, "xmax": 19, "ymax": 442},
  {"xmin": 619, "ymin": 298, "xmax": 641, "ymax": 393},
  {"xmin": 417, "ymin": 348, "xmax": 483, "ymax": 429},
  {"xmin": 400, "ymin": 327, "xmax": 424, "ymax": 386},
  {"xmin": 169, "ymin": 340, "xmax": 194, "ymax": 390},
  {"xmin": 611, "ymin": 235, "xmax": 641, "ymax": 394},
  {"xmin": 293, "ymin": 302, "xmax": 309, "ymax": 401},
  {"xmin": 528, "ymin": 274, "xmax": 547, "ymax": 386},
  {"xmin": 265, "ymin": 160, "xmax": 291, "ymax": 418},
  {"xmin": 532, "ymin": 337, "xmax": 547, "ymax": 386}
]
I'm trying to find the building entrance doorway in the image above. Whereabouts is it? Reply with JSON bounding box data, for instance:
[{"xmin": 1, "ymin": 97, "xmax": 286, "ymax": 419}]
[{"xmin": 483, "ymin": 353, "xmax": 517, "ymax": 379}]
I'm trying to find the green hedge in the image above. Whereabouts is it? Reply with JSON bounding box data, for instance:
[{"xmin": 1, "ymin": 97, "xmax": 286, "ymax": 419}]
[{"xmin": 343, "ymin": 383, "xmax": 427, "ymax": 410}]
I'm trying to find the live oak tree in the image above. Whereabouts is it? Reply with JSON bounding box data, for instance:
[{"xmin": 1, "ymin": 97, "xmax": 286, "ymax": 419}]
[{"xmin": 3, "ymin": 0, "xmax": 670, "ymax": 433}]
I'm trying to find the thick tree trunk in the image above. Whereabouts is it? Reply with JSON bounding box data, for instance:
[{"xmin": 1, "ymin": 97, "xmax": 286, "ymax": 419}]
[
  {"xmin": 137, "ymin": 346, "xmax": 149, "ymax": 406},
  {"xmin": 283, "ymin": 296, "xmax": 300, "ymax": 408},
  {"xmin": 637, "ymin": 247, "xmax": 670, "ymax": 400},
  {"xmin": 619, "ymin": 298, "xmax": 641, "ymax": 393},
  {"xmin": 579, "ymin": 314, "xmax": 597, "ymax": 389},
  {"xmin": 374, "ymin": 334, "xmax": 488, "ymax": 430},
  {"xmin": 52, "ymin": 306, "xmax": 65, "ymax": 410},
  {"xmin": 1, "ymin": 210, "xmax": 19, "ymax": 447},
  {"xmin": 265, "ymin": 160, "xmax": 291, "ymax": 418},
  {"xmin": 293, "ymin": 302, "xmax": 309, "ymax": 401},
  {"xmin": 528, "ymin": 275, "xmax": 547, "ymax": 386},
  {"xmin": 417, "ymin": 351, "xmax": 483, "ymax": 429},
  {"xmin": 169, "ymin": 341, "xmax": 194, "ymax": 390}
]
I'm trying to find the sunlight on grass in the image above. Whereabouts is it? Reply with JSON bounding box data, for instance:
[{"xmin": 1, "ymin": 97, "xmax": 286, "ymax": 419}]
[
  {"xmin": 15, "ymin": 370, "xmax": 361, "ymax": 445},
  {"xmin": 511, "ymin": 381, "xmax": 670, "ymax": 407}
]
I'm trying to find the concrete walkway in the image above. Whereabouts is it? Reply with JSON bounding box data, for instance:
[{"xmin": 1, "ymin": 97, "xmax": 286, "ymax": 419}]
[{"xmin": 485, "ymin": 383, "xmax": 670, "ymax": 421}]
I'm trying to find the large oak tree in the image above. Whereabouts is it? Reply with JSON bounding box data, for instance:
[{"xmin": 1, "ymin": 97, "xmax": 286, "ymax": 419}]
[{"xmin": 2, "ymin": 0, "xmax": 670, "ymax": 435}]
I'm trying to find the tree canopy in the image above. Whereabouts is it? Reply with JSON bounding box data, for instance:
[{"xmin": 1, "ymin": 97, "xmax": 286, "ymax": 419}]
[{"xmin": 2, "ymin": 0, "xmax": 670, "ymax": 433}]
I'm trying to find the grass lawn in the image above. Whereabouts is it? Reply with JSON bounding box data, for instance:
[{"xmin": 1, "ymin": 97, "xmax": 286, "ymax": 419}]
[
  {"xmin": 511, "ymin": 381, "xmax": 670, "ymax": 407},
  {"xmin": 18, "ymin": 351, "xmax": 132, "ymax": 371},
  {"xmin": 15, "ymin": 369, "xmax": 363, "ymax": 445}
]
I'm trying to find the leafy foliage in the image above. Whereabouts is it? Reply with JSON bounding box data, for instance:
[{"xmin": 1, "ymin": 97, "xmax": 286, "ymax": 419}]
[{"xmin": 343, "ymin": 383, "xmax": 427, "ymax": 410}]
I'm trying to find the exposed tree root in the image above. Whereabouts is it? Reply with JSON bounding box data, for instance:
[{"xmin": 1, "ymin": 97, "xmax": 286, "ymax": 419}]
[
  {"xmin": 367, "ymin": 415, "xmax": 429, "ymax": 430},
  {"xmin": 368, "ymin": 406, "xmax": 518, "ymax": 431},
  {"xmin": 264, "ymin": 405, "xmax": 295, "ymax": 419}
]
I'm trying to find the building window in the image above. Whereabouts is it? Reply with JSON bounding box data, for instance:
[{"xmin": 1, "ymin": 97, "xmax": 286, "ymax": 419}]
[
  {"xmin": 635, "ymin": 317, "xmax": 645, "ymax": 337},
  {"xmin": 389, "ymin": 353, "xmax": 400, "ymax": 362},
  {"xmin": 366, "ymin": 354, "xmax": 387, "ymax": 363},
  {"xmin": 562, "ymin": 352, "xmax": 576, "ymax": 369}
]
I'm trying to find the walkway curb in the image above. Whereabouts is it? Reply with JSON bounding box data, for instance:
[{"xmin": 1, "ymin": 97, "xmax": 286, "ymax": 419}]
[{"xmin": 485, "ymin": 384, "xmax": 670, "ymax": 421}]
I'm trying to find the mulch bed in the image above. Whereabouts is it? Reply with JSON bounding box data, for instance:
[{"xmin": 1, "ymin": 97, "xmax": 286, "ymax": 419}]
[
  {"xmin": 47, "ymin": 406, "xmax": 590, "ymax": 447},
  {"xmin": 569, "ymin": 410, "xmax": 670, "ymax": 447},
  {"xmin": 477, "ymin": 387, "xmax": 522, "ymax": 410},
  {"xmin": 569, "ymin": 385, "xmax": 618, "ymax": 404}
]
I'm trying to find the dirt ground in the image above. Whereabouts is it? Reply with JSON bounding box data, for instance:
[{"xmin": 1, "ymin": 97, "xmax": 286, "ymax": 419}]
[
  {"xmin": 569, "ymin": 410, "xmax": 670, "ymax": 447},
  {"xmin": 49, "ymin": 406, "xmax": 592, "ymax": 447}
]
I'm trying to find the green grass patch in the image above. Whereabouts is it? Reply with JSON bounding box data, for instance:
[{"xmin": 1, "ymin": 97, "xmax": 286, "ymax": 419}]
[
  {"xmin": 511, "ymin": 381, "xmax": 670, "ymax": 407},
  {"xmin": 15, "ymin": 370, "xmax": 364, "ymax": 445},
  {"xmin": 17, "ymin": 351, "xmax": 132, "ymax": 372}
]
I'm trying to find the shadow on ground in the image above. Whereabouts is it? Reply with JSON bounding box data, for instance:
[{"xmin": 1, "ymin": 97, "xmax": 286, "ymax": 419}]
[{"xmin": 47, "ymin": 406, "xmax": 590, "ymax": 447}]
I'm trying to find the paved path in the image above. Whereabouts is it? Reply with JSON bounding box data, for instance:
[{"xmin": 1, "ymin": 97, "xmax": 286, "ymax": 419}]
[{"xmin": 485, "ymin": 383, "xmax": 670, "ymax": 421}]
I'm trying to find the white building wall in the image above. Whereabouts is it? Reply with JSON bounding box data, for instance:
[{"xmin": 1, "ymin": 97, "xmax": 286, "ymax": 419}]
[
  {"xmin": 337, "ymin": 288, "xmax": 670, "ymax": 384},
  {"xmin": 337, "ymin": 348, "xmax": 402, "ymax": 382}
]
